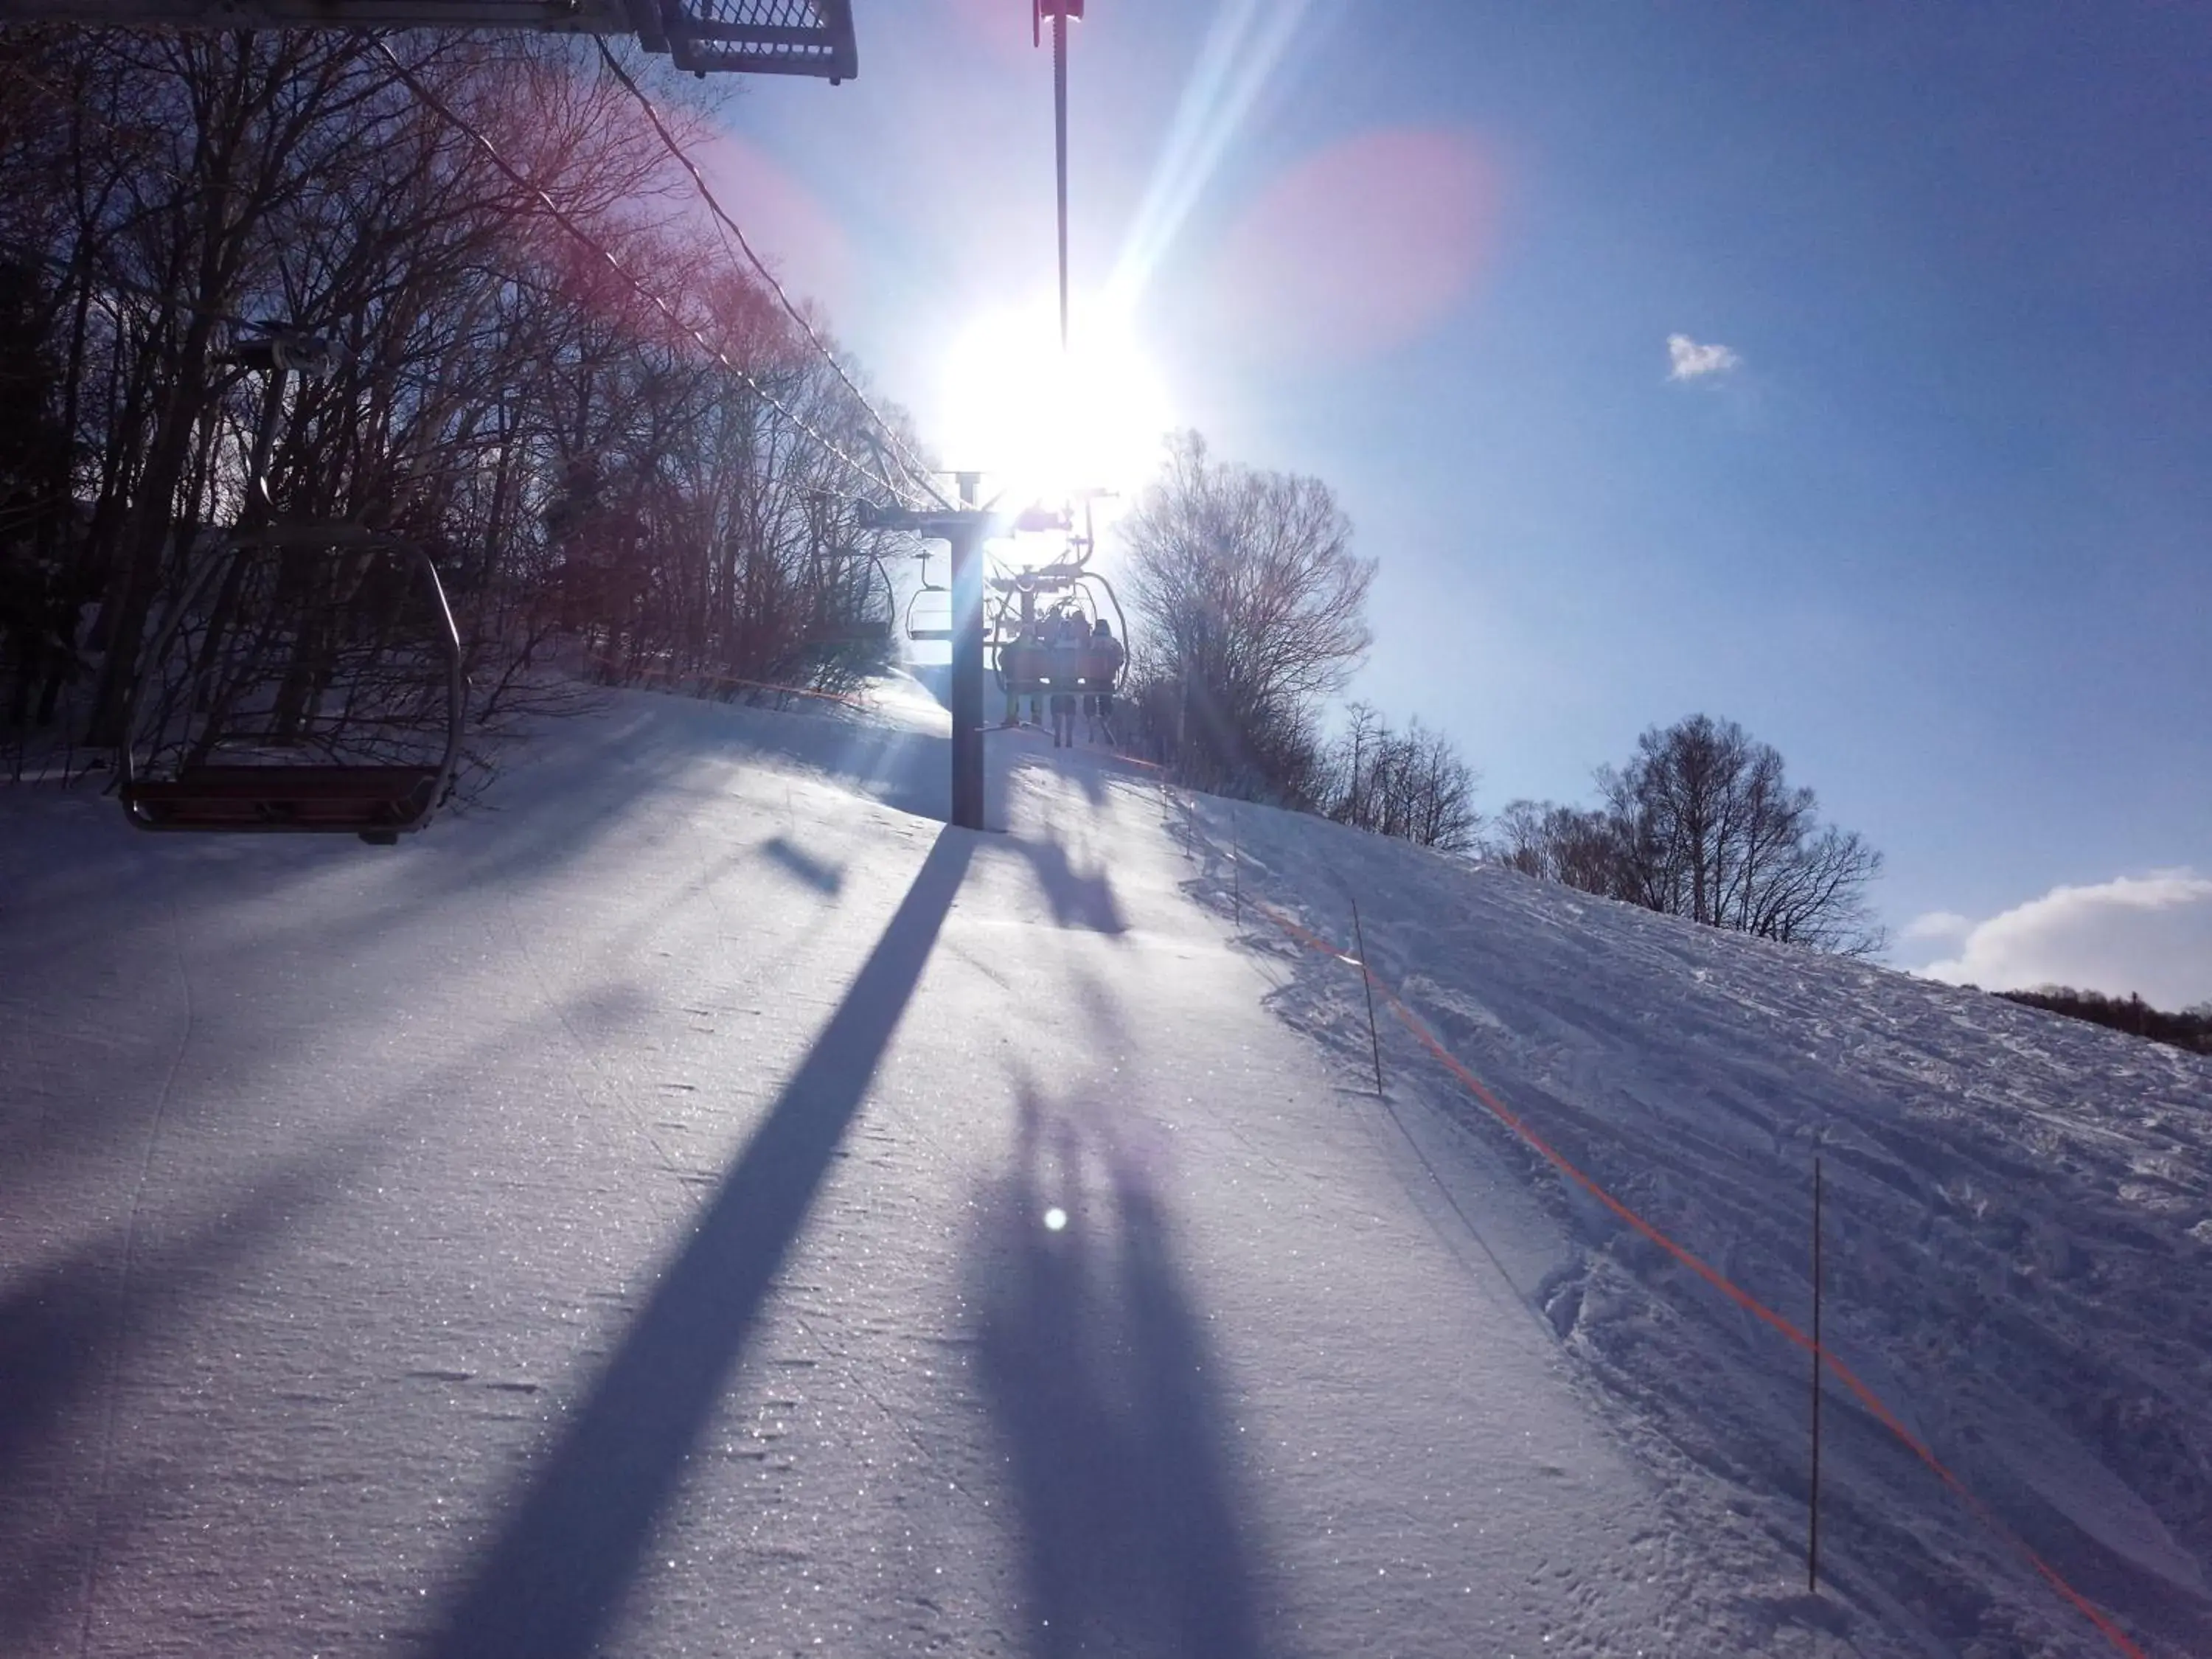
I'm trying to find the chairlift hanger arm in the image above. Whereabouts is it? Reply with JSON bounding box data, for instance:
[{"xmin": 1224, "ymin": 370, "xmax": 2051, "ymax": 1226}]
[{"xmin": 1082, "ymin": 569, "xmax": 1129, "ymax": 655}]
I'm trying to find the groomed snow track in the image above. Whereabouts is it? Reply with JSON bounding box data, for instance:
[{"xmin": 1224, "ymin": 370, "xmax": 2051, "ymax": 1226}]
[{"xmin": 3, "ymin": 686, "xmax": 2208, "ymax": 1657}]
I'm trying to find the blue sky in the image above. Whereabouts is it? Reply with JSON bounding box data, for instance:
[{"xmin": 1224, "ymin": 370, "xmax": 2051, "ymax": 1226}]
[{"xmin": 711, "ymin": 1, "xmax": 2212, "ymax": 1000}]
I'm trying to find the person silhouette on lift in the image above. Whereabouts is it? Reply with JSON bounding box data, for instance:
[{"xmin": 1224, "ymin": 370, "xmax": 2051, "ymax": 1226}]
[
  {"xmin": 1085, "ymin": 616, "xmax": 1123, "ymax": 745},
  {"xmin": 1001, "ymin": 617, "xmax": 1039, "ymax": 728},
  {"xmin": 1046, "ymin": 607, "xmax": 1082, "ymax": 748}
]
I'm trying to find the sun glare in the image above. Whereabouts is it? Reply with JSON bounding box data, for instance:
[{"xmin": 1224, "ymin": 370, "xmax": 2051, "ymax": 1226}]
[{"xmin": 938, "ymin": 299, "xmax": 1172, "ymax": 507}]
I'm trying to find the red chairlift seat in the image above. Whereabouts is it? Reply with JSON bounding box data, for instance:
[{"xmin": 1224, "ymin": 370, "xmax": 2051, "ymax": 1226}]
[{"xmin": 123, "ymin": 765, "xmax": 444, "ymax": 844}]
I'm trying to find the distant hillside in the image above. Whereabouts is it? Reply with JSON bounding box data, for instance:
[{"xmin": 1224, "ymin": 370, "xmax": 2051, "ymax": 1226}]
[{"xmin": 1997, "ymin": 986, "xmax": 2212, "ymax": 1057}]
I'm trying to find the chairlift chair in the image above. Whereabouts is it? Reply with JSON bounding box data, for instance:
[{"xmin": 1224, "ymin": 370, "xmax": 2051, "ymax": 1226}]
[
  {"xmin": 120, "ymin": 523, "xmax": 465, "ymax": 846},
  {"xmin": 120, "ymin": 322, "xmax": 465, "ymax": 844},
  {"xmin": 989, "ymin": 565, "xmax": 1127, "ymax": 703},
  {"xmin": 905, "ymin": 551, "xmax": 952, "ymax": 644}
]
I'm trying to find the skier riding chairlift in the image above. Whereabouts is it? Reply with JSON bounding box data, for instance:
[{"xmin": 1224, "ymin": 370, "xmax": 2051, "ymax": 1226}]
[
  {"xmin": 1001, "ymin": 616, "xmax": 1043, "ymax": 728},
  {"xmin": 1046, "ymin": 607, "xmax": 1083, "ymax": 748},
  {"xmin": 1084, "ymin": 616, "xmax": 1123, "ymax": 745}
]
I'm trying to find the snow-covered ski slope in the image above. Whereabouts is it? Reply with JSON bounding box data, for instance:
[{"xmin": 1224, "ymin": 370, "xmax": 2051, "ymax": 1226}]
[{"xmin": 3, "ymin": 686, "xmax": 2207, "ymax": 1658}]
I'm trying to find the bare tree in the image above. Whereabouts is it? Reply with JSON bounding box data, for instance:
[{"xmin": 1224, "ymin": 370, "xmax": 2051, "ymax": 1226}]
[
  {"xmin": 0, "ymin": 30, "xmax": 921, "ymax": 765},
  {"xmin": 1120, "ymin": 431, "xmax": 1373, "ymax": 801},
  {"xmin": 1490, "ymin": 715, "xmax": 1887, "ymax": 958},
  {"xmin": 1320, "ymin": 702, "xmax": 1481, "ymax": 854},
  {"xmin": 1489, "ymin": 799, "xmax": 1622, "ymax": 893},
  {"xmin": 1599, "ymin": 714, "xmax": 1885, "ymax": 954}
]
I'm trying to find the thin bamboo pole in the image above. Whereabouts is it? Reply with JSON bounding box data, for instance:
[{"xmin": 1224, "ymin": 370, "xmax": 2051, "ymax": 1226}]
[
  {"xmin": 1809, "ymin": 1154, "xmax": 1825, "ymax": 1594},
  {"xmin": 1351, "ymin": 894, "xmax": 1383, "ymax": 1096}
]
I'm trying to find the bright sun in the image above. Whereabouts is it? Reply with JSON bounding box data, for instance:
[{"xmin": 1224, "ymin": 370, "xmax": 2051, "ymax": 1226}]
[{"xmin": 938, "ymin": 299, "xmax": 1172, "ymax": 507}]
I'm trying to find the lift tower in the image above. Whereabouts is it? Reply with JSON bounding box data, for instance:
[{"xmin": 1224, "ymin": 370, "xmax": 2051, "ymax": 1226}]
[{"xmin": 860, "ymin": 476, "xmax": 995, "ymax": 832}]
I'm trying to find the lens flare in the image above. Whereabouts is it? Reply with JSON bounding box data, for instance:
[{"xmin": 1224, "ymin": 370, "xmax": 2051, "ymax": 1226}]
[{"xmin": 1203, "ymin": 127, "xmax": 1498, "ymax": 368}]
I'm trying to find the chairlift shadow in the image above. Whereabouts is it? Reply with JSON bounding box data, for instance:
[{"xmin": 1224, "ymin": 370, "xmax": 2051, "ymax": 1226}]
[
  {"xmin": 967, "ymin": 1089, "xmax": 1267, "ymax": 1659},
  {"xmin": 759, "ymin": 832, "xmax": 842, "ymax": 896},
  {"xmin": 991, "ymin": 827, "xmax": 1127, "ymax": 936}
]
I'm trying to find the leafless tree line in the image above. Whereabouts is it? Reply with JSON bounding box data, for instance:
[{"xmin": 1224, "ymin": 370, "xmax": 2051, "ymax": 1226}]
[
  {"xmin": 1114, "ymin": 431, "xmax": 1481, "ymax": 856},
  {"xmin": 1491, "ymin": 714, "xmax": 1887, "ymax": 957},
  {"xmin": 1995, "ymin": 987, "xmax": 2212, "ymax": 1057},
  {"xmin": 1316, "ymin": 700, "xmax": 1481, "ymax": 854},
  {"xmin": 1107, "ymin": 438, "xmax": 1877, "ymax": 947},
  {"xmin": 1119, "ymin": 431, "xmax": 1372, "ymax": 800},
  {"xmin": 0, "ymin": 27, "xmax": 915, "ymax": 765}
]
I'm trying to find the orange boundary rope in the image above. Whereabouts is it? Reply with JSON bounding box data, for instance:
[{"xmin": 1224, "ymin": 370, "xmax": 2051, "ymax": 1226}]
[{"xmin": 1239, "ymin": 887, "xmax": 2149, "ymax": 1659}]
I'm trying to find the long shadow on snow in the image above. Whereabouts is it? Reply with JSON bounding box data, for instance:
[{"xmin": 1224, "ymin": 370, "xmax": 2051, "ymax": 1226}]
[
  {"xmin": 0, "ymin": 700, "xmax": 940, "ymax": 1184},
  {"xmin": 422, "ymin": 826, "xmax": 976, "ymax": 1659},
  {"xmin": 968, "ymin": 1091, "xmax": 1264, "ymax": 1659},
  {"xmin": 0, "ymin": 1135, "xmax": 384, "ymax": 1650}
]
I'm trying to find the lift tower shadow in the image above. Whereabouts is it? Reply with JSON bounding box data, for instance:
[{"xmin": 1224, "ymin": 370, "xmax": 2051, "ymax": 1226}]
[{"xmin": 424, "ymin": 828, "xmax": 976, "ymax": 1659}]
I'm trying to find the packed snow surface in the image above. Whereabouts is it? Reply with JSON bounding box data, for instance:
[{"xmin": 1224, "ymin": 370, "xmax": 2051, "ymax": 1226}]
[{"xmin": 3, "ymin": 686, "xmax": 2208, "ymax": 1658}]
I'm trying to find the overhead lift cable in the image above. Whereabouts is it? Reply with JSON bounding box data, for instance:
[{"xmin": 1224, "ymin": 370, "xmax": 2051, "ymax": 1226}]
[
  {"xmin": 1038, "ymin": 0, "xmax": 1081, "ymax": 350},
  {"xmin": 372, "ymin": 39, "xmax": 921, "ymax": 511},
  {"xmin": 591, "ymin": 38, "xmax": 949, "ymax": 509}
]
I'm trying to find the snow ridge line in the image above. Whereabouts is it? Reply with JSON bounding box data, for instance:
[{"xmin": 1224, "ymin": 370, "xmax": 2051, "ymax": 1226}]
[
  {"xmin": 988, "ymin": 723, "xmax": 1167, "ymax": 771},
  {"xmin": 587, "ymin": 656, "xmax": 869, "ymax": 711},
  {"xmin": 1237, "ymin": 889, "xmax": 2151, "ymax": 1659}
]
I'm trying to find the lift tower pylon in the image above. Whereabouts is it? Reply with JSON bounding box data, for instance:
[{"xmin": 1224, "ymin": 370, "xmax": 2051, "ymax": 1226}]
[{"xmin": 860, "ymin": 476, "xmax": 995, "ymax": 831}]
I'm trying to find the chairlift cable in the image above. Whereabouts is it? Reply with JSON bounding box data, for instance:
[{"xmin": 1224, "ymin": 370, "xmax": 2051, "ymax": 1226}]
[
  {"xmin": 373, "ymin": 40, "xmax": 919, "ymax": 512},
  {"xmin": 590, "ymin": 40, "xmax": 948, "ymax": 509},
  {"xmin": 1051, "ymin": 4, "xmax": 1071, "ymax": 352}
]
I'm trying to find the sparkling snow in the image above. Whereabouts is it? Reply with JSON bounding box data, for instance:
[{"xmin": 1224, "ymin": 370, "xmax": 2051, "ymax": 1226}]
[{"xmin": 3, "ymin": 686, "xmax": 2206, "ymax": 1657}]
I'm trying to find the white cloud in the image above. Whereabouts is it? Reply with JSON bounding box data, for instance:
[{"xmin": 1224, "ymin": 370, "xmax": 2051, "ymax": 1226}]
[
  {"xmin": 1920, "ymin": 871, "xmax": 2212, "ymax": 1008},
  {"xmin": 1902, "ymin": 909, "xmax": 1974, "ymax": 943},
  {"xmin": 1667, "ymin": 333, "xmax": 1741, "ymax": 380}
]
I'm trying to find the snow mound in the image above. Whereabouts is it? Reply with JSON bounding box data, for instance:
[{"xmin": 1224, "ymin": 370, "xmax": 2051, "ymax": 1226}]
[{"xmin": 1175, "ymin": 785, "xmax": 2212, "ymax": 1658}]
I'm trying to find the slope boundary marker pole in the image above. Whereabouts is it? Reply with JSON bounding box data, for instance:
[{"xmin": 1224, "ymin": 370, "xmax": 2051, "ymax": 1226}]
[
  {"xmin": 1809, "ymin": 1152, "xmax": 1824, "ymax": 1594},
  {"xmin": 1350, "ymin": 894, "xmax": 1383, "ymax": 1096},
  {"xmin": 1214, "ymin": 872, "xmax": 2149, "ymax": 1659}
]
